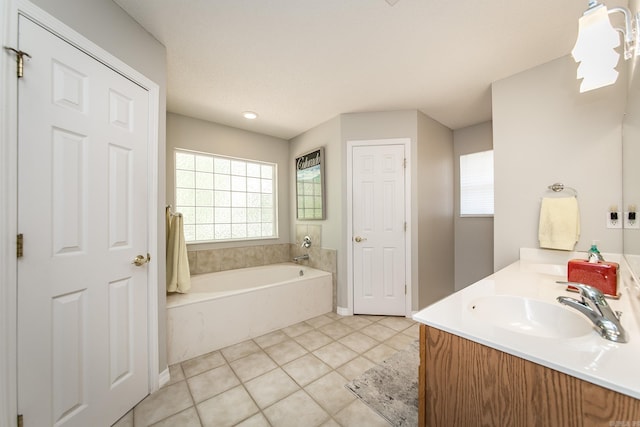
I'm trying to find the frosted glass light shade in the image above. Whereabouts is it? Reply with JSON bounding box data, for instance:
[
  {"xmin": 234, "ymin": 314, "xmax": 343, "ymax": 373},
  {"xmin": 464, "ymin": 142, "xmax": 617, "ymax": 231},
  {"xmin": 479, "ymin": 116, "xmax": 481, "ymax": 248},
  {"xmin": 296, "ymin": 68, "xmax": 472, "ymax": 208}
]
[{"xmin": 571, "ymin": 4, "xmax": 621, "ymax": 92}]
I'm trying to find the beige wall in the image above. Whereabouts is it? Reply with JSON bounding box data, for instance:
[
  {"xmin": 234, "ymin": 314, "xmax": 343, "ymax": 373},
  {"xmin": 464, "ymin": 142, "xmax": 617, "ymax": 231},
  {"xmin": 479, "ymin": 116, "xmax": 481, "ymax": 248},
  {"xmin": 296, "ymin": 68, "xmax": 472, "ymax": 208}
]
[
  {"xmin": 417, "ymin": 112, "xmax": 454, "ymax": 308},
  {"xmin": 453, "ymin": 121, "xmax": 494, "ymax": 291},
  {"xmin": 288, "ymin": 116, "xmax": 342, "ymax": 249},
  {"xmin": 29, "ymin": 0, "xmax": 169, "ymax": 371},
  {"xmin": 493, "ymin": 55, "xmax": 626, "ymax": 271},
  {"xmin": 288, "ymin": 116, "xmax": 342, "ymax": 300},
  {"xmin": 167, "ymin": 113, "xmax": 291, "ymax": 248},
  {"xmin": 170, "ymin": 108, "xmax": 456, "ymax": 313},
  {"xmin": 291, "ymin": 112, "xmax": 420, "ymax": 309},
  {"xmin": 291, "ymin": 110, "xmax": 456, "ymax": 311},
  {"xmin": 171, "ymin": 108, "xmax": 455, "ymax": 313}
]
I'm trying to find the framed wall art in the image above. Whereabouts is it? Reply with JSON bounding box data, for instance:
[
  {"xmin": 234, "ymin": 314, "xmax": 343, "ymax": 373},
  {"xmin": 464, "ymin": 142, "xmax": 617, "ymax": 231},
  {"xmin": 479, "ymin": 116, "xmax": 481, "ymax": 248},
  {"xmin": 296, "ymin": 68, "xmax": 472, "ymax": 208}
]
[{"xmin": 296, "ymin": 147, "xmax": 325, "ymax": 220}]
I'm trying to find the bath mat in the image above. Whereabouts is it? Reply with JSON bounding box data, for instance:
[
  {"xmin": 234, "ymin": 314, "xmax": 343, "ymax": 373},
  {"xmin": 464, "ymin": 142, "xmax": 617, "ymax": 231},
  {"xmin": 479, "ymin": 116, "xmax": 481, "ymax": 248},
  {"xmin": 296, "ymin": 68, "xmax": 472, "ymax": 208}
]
[{"xmin": 345, "ymin": 340, "xmax": 419, "ymax": 426}]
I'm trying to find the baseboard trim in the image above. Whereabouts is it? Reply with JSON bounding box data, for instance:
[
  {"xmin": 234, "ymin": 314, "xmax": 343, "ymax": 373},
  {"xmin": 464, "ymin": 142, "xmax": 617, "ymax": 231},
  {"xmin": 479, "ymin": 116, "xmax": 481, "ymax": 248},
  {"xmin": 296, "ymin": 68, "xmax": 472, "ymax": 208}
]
[
  {"xmin": 158, "ymin": 367, "xmax": 170, "ymax": 389},
  {"xmin": 336, "ymin": 306, "xmax": 351, "ymax": 316}
]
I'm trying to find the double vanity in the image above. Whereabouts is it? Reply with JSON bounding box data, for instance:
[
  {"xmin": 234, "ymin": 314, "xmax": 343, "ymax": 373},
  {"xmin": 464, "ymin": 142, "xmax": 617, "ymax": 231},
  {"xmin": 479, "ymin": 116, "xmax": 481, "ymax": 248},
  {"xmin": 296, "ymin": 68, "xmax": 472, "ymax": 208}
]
[{"xmin": 414, "ymin": 248, "xmax": 640, "ymax": 426}]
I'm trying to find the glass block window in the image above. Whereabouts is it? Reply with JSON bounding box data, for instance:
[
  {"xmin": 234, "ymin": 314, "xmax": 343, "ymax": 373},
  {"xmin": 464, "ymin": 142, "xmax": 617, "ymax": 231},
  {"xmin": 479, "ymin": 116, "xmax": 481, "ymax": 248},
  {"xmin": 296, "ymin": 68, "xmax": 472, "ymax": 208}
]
[
  {"xmin": 175, "ymin": 149, "xmax": 277, "ymax": 242},
  {"xmin": 460, "ymin": 150, "xmax": 494, "ymax": 216}
]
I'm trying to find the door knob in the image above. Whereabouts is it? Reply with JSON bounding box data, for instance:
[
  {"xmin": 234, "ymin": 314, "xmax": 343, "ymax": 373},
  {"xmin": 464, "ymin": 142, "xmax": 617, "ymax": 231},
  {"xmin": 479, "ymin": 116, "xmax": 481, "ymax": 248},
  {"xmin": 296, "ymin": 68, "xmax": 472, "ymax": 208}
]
[
  {"xmin": 354, "ymin": 236, "xmax": 367, "ymax": 243},
  {"xmin": 132, "ymin": 253, "xmax": 151, "ymax": 266}
]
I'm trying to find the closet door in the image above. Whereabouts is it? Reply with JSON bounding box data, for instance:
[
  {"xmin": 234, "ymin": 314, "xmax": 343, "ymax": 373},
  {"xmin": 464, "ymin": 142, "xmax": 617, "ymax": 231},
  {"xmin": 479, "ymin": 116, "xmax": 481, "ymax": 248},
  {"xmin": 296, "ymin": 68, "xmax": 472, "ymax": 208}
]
[
  {"xmin": 352, "ymin": 143, "xmax": 406, "ymax": 315},
  {"xmin": 17, "ymin": 16, "xmax": 150, "ymax": 426}
]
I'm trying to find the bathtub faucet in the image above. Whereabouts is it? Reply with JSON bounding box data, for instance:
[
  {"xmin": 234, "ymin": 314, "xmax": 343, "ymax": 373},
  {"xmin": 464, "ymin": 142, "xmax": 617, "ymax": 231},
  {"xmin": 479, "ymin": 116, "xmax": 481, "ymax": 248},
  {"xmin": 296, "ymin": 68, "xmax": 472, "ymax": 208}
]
[{"xmin": 293, "ymin": 254, "xmax": 309, "ymax": 262}]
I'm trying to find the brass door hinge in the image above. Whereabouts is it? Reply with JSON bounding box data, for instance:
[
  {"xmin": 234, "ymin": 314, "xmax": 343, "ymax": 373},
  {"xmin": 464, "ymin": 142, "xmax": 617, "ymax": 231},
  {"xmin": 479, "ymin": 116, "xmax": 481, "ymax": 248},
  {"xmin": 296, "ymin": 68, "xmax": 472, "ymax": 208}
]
[
  {"xmin": 17, "ymin": 234, "xmax": 23, "ymax": 258},
  {"xmin": 4, "ymin": 47, "xmax": 31, "ymax": 78},
  {"xmin": 17, "ymin": 414, "xmax": 23, "ymax": 427}
]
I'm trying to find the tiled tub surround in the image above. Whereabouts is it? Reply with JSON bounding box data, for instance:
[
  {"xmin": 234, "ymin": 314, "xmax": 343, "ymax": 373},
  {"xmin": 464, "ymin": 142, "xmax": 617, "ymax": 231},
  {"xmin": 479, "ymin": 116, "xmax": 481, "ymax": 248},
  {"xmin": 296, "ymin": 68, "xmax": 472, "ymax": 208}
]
[
  {"xmin": 187, "ymin": 243, "xmax": 338, "ymax": 311},
  {"xmin": 187, "ymin": 225, "xmax": 325, "ymax": 275},
  {"xmin": 187, "ymin": 244, "xmax": 291, "ymax": 275},
  {"xmin": 290, "ymin": 244, "xmax": 337, "ymax": 312},
  {"xmin": 167, "ymin": 264, "xmax": 332, "ymax": 365},
  {"xmin": 115, "ymin": 313, "xmax": 418, "ymax": 427}
]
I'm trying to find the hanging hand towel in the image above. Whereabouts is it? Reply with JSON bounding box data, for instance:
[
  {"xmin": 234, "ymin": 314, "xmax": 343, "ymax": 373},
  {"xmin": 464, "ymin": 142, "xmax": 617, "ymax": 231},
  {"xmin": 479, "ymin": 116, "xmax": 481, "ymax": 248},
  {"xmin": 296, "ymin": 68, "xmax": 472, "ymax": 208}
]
[
  {"xmin": 166, "ymin": 213, "xmax": 191, "ymax": 293},
  {"xmin": 538, "ymin": 197, "xmax": 580, "ymax": 251}
]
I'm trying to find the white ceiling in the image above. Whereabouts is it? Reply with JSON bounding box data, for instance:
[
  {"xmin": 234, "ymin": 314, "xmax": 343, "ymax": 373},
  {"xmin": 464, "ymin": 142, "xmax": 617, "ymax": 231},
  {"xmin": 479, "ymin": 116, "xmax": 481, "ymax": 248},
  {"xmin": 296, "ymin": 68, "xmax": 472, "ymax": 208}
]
[{"xmin": 114, "ymin": 0, "xmax": 628, "ymax": 139}]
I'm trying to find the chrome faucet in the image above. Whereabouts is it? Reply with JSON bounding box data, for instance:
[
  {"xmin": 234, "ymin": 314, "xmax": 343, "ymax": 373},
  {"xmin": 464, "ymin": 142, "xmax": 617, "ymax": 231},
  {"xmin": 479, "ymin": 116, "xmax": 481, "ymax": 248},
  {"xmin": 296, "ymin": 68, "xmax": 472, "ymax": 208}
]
[
  {"xmin": 556, "ymin": 282, "xmax": 628, "ymax": 343},
  {"xmin": 293, "ymin": 254, "xmax": 309, "ymax": 262}
]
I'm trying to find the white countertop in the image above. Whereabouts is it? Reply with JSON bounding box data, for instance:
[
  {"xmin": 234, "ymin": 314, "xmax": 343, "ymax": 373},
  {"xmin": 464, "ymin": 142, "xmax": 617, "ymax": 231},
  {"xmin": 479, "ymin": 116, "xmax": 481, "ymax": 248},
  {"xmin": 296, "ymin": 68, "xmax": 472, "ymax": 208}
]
[{"xmin": 413, "ymin": 248, "xmax": 640, "ymax": 399}]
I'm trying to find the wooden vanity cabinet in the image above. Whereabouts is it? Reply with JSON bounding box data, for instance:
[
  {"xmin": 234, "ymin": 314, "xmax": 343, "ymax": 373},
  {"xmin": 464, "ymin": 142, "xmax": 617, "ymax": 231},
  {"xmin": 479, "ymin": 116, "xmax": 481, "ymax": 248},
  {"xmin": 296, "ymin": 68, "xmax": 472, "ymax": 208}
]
[{"xmin": 419, "ymin": 324, "xmax": 640, "ymax": 426}]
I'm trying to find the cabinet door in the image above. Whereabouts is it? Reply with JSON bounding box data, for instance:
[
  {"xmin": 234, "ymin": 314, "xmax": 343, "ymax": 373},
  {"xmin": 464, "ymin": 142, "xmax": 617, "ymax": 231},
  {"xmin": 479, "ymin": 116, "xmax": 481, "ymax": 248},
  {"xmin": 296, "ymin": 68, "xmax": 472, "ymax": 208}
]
[{"xmin": 420, "ymin": 325, "xmax": 640, "ymax": 426}]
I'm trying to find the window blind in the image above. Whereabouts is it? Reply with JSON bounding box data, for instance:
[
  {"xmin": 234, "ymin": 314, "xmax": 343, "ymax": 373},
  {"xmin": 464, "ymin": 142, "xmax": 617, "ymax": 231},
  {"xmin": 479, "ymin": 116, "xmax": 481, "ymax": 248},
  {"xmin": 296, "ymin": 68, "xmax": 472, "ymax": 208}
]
[{"xmin": 460, "ymin": 150, "xmax": 494, "ymax": 216}]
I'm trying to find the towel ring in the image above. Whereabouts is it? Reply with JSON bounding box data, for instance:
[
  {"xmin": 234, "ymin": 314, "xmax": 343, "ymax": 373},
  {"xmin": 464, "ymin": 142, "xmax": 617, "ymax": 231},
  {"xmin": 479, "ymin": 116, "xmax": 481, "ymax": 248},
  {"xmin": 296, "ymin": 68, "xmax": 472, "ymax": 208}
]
[{"xmin": 547, "ymin": 183, "xmax": 578, "ymax": 197}]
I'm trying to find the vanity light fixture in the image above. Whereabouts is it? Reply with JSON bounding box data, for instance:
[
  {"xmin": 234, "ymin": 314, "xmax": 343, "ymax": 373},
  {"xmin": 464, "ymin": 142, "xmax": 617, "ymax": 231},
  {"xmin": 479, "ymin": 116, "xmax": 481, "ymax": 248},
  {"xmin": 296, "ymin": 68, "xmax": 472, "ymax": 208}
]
[
  {"xmin": 572, "ymin": 1, "xmax": 639, "ymax": 92},
  {"xmin": 242, "ymin": 111, "xmax": 258, "ymax": 120}
]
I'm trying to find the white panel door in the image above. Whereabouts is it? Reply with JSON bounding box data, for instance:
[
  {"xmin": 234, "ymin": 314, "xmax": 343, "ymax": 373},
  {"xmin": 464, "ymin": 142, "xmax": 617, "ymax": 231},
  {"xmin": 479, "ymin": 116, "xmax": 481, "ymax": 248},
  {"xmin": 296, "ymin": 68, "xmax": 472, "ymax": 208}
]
[
  {"xmin": 17, "ymin": 16, "xmax": 150, "ymax": 426},
  {"xmin": 352, "ymin": 145, "xmax": 406, "ymax": 315}
]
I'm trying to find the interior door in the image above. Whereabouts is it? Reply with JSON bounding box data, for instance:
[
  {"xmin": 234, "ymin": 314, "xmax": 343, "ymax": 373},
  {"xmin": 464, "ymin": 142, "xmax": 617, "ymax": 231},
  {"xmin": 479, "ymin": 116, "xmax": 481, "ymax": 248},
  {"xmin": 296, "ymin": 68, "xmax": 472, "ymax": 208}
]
[
  {"xmin": 17, "ymin": 16, "xmax": 150, "ymax": 426},
  {"xmin": 352, "ymin": 144, "xmax": 406, "ymax": 315}
]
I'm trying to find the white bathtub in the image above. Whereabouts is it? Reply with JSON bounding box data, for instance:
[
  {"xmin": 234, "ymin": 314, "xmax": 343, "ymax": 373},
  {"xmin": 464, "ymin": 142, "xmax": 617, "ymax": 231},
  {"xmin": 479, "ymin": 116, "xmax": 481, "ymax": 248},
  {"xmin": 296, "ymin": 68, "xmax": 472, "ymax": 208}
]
[{"xmin": 166, "ymin": 263, "xmax": 333, "ymax": 364}]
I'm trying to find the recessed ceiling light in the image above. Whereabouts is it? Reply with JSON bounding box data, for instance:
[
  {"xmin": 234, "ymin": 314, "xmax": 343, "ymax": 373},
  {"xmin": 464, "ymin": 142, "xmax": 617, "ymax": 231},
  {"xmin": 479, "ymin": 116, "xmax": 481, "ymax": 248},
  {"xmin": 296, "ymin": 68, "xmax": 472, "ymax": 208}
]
[{"xmin": 242, "ymin": 111, "xmax": 258, "ymax": 120}]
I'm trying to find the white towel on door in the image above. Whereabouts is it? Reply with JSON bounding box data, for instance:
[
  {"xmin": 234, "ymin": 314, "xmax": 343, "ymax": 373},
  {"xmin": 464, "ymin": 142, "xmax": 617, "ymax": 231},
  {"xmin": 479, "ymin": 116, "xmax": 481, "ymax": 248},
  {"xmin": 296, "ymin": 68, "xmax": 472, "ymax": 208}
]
[
  {"xmin": 166, "ymin": 213, "xmax": 191, "ymax": 293},
  {"xmin": 538, "ymin": 197, "xmax": 580, "ymax": 251}
]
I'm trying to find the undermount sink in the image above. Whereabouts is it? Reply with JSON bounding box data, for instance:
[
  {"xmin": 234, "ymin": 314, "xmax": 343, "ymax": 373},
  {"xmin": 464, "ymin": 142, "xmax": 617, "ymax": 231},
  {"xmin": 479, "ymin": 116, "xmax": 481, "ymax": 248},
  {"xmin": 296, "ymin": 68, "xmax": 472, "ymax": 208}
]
[{"xmin": 468, "ymin": 295, "xmax": 594, "ymax": 339}]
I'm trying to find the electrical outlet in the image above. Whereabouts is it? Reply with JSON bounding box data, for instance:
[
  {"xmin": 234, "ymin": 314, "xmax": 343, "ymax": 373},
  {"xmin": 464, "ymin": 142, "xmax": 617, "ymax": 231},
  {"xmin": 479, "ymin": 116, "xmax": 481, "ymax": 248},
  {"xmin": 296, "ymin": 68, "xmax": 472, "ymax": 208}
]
[
  {"xmin": 607, "ymin": 211, "xmax": 622, "ymax": 229},
  {"xmin": 625, "ymin": 211, "xmax": 640, "ymax": 229}
]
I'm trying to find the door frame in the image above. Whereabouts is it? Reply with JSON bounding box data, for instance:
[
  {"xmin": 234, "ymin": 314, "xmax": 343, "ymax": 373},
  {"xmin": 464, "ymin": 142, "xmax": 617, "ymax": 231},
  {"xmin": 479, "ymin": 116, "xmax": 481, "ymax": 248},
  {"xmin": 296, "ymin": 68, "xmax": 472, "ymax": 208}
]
[
  {"xmin": 346, "ymin": 138, "xmax": 412, "ymax": 317},
  {"xmin": 0, "ymin": 1, "xmax": 161, "ymax": 425}
]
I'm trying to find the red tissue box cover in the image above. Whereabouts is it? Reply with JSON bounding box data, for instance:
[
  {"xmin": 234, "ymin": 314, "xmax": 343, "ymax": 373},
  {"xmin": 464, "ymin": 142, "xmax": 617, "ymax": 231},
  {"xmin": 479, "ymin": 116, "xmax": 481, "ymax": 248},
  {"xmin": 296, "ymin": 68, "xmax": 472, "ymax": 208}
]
[{"xmin": 567, "ymin": 259, "xmax": 619, "ymax": 297}]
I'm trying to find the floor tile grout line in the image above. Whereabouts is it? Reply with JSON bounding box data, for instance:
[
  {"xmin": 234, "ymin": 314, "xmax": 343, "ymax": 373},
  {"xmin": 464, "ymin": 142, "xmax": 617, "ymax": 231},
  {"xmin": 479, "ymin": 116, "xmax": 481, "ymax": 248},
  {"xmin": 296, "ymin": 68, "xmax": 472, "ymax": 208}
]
[
  {"xmin": 299, "ymin": 370, "xmax": 358, "ymax": 421},
  {"xmin": 217, "ymin": 336, "xmax": 284, "ymax": 426},
  {"xmin": 267, "ymin": 317, "xmax": 392, "ymax": 423},
  {"xmin": 183, "ymin": 365, "xmax": 209, "ymax": 427},
  {"xmin": 236, "ymin": 381, "xmax": 275, "ymax": 427},
  {"xmin": 138, "ymin": 314, "xmax": 417, "ymax": 427},
  {"xmin": 185, "ymin": 339, "xmax": 256, "ymax": 426},
  {"xmin": 233, "ymin": 330, "xmax": 331, "ymax": 426},
  {"xmin": 233, "ymin": 315, "xmax": 371, "ymax": 424},
  {"xmin": 226, "ymin": 334, "xmax": 309, "ymax": 424},
  {"xmin": 191, "ymin": 400, "xmax": 205, "ymax": 427},
  {"xmin": 142, "ymin": 380, "xmax": 198, "ymax": 427}
]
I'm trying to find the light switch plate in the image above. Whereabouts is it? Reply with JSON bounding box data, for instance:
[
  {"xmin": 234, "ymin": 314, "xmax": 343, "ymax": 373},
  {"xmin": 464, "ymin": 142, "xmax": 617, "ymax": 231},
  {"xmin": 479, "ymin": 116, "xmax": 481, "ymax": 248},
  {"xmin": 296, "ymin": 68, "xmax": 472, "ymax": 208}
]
[
  {"xmin": 607, "ymin": 211, "xmax": 622, "ymax": 229},
  {"xmin": 624, "ymin": 211, "xmax": 640, "ymax": 229}
]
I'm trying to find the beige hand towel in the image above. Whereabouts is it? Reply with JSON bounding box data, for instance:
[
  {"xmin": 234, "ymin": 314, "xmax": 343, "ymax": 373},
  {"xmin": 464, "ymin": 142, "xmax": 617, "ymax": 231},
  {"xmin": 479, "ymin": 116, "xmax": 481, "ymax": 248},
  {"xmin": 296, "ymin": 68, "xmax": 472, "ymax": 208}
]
[
  {"xmin": 166, "ymin": 214, "xmax": 191, "ymax": 293},
  {"xmin": 538, "ymin": 197, "xmax": 580, "ymax": 251}
]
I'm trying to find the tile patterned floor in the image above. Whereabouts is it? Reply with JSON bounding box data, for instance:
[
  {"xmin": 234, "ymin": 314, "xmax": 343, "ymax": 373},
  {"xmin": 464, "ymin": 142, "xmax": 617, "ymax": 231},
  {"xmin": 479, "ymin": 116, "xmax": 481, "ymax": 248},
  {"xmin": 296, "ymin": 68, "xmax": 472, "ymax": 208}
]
[{"xmin": 113, "ymin": 312, "xmax": 419, "ymax": 427}]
